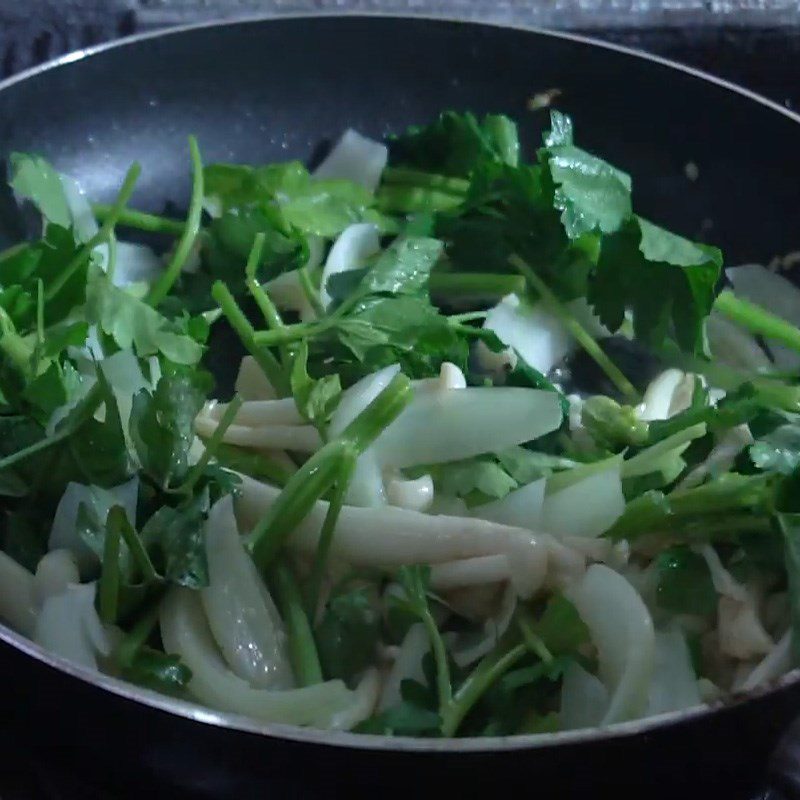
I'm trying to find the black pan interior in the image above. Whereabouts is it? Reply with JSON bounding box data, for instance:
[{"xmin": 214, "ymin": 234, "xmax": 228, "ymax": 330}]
[{"xmin": 0, "ymin": 15, "xmax": 799, "ymax": 799}]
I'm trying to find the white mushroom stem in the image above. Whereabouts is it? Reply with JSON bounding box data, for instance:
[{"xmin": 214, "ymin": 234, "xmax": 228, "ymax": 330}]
[
  {"xmin": 208, "ymin": 398, "xmax": 304, "ymax": 427},
  {"xmin": 738, "ymin": 630, "xmax": 792, "ymax": 691},
  {"xmin": 194, "ymin": 412, "xmax": 321, "ymax": 452},
  {"xmin": 235, "ymin": 475, "xmax": 570, "ymax": 599},
  {"xmin": 429, "ymin": 555, "xmax": 511, "ymax": 591}
]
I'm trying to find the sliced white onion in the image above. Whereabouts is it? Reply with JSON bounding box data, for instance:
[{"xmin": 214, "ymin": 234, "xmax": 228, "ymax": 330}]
[
  {"xmin": 329, "ymin": 364, "xmax": 401, "ymax": 436},
  {"xmin": 484, "ymin": 294, "xmax": 572, "ymax": 375},
  {"xmin": 541, "ymin": 466, "xmax": 625, "ymax": 539},
  {"xmin": 0, "ymin": 551, "xmax": 37, "ymax": 636},
  {"xmin": 645, "ymin": 626, "xmax": 702, "ymax": 715},
  {"xmin": 313, "ymin": 129, "xmax": 388, "ymax": 193},
  {"xmin": 470, "ymin": 478, "xmax": 545, "ymax": 530},
  {"xmin": 235, "ymin": 356, "xmax": 276, "ymax": 401},
  {"xmin": 33, "ymin": 582, "xmax": 112, "ymax": 670},
  {"xmin": 727, "ymin": 264, "xmax": 800, "ymax": 369},
  {"xmin": 371, "ymin": 387, "xmax": 562, "ymax": 469},
  {"xmin": 200, "ymin": 496, "xmax": 293, "ymax": 689},
  {"xmin": 49, "ymin": 478, "xmax": 139, "ymax": 573},
  {"xmin": 638, "ymin": 369, "xmax": 687, "ymax": 422},
  {"xmin": 112, "ymin": 242, "xmax": 164, "ymax": 287},
  {"xmin": 330, "ymin": 364, "xmax": 401, "ymax": 507},
  {"xmin": 160, "ymin": 588, "xmax": 369, "ymax": 728},
  {"xmin": 236, "ymin": 475, "xmax": 551, "ymax": 599},
  {"xmin": 320, "ymin": 223, "xmax": 380, "ymax": 308},
  {"xmin": 34, "ymin": 549, "xmax": 80, "ymax": 605},
  {"xmin": 567, "ymin": 564, "xmax": 655, "ymax": 724},
  {"xmin": 559, "ymin": 662, "xmax": 610, "ymax": 730},
  {"xmin": 378, "ymin": 623, "xmax": 428, "ymax": 712}
]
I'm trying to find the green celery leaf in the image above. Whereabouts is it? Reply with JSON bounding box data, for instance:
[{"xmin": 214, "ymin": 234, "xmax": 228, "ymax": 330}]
[
  {"xmin": 9, "ymin": 153, "xmax": 71, "ymax": 228},
  {"xmin": 543, "ymin": 128, "xmax": 632, "ymax": 238},
  {"xmin": 750, "ymin": 423, "xmax": 800, "ymax": 476},
  {"xmin": 316, "ymin": 585, "xmax": 381, "ymax": 683},
  {"xmin": 654, "ymin": 545, "xmax": 717, "ymax": 616},
  {"xmin": 85, "ymin": 265, "xmax": 204, "ymax": 365},
  {"xmin": 140, "ymin": 489, "xmax": 210, "ymax": 588},
  {"xmin": 120, "ymin": 645, "xmax": 192, "ymax": 695},
  {"xmin": 389, "ymin": 111, "xmax": 520, "ymax": 176},
  {"xmin": 590, "ymin": 217, "xmax": 722, "ymax": 353},
  {"xmin": 529, "ymin": 594, "xmax": 590, "ymax": 656},
  {"xmin": 355, "ymin": 701, "xmax": 441, "ymax": 736},
  {"xmin": 129, "ymin": 368, "xmax": 211, "ymax": 489}
]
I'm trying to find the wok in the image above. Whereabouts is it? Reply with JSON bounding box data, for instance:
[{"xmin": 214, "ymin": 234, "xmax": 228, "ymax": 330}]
[{"xmin": 0, "ymin": 14, "xmax": 799, "ymax": 799}]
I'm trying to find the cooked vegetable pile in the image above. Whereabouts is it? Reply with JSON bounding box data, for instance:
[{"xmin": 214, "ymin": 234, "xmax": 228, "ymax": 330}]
[{"xmin": 2, "ymin": 110, "xmax": 800, "ymax": 737}]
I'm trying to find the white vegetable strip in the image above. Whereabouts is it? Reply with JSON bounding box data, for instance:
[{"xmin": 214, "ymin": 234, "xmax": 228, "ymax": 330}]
[
  {"xmin": 645, "ymin": 627, "xmax": 702, "ymax": 715},
  {"xmin": 560, "ymin": 662, "xmax": 610, "ymax": 730},
  {"xmin": 330, "ymin": 364, "xmax": 401, "ymax": 436},
  {"xmin": 484, "ymin": 294, "xmax": 572, "ymax": 375},
  {"xmin": 379, "ymin": 624, "xmax": 428, "ymax": 712},
  {"xmin": 638, "ymin": 369, "xmax": 686, "ymax": 422},
  {"xmin": 49, "ymin": 478, "xmax": 139, "ymax": 572},
  {"xmin": 429, "ymin": 555, "xmax": 511, "ymax": 591},
  {"xmin": 330, "ymin": 365, "xmax": 401, "ymax": 507},
  {"xmin": 739, "ymin": 631, "xmax": 792, "ymax": 691},
  {"xmin": 541, "ymin": 466, "xmax": 625, "ymax": 539},
  {"xmin": 320, "ymin": 223, "xmax": 380, "ymax": 308},
  {"xmin": 313, "ymin": 129, "xmax": 388, "ymax": 193},
  {"xmin": 235, "ymin": 475, "xmax": 552, "ymax": 599},
  {"xmin": 34, "ymin": 550, "xmax": 80, "ymax": 605},
  {"xmin": 385, "ymin": 474, "xmax": 434, "ymax": 512},
  {"xmin": 160, "ymin": 588, "xmax": 369, "ymax": 728},
  {"xmin": 0, "ymin": 551, "xmax": 37, "ymax": 636},
  {"xmin": 200, "ymin": 497, "xmax": 294, "ymax": 689},
  {"xmin": 194, "ymin": 414, "xmax": 321, "ymax": 452},
  {"xmin": 371, "ymin": 387, "xmax": 563, "ymax": 469},
  {"xmin": 34, "ymin": 583, "xmax": 112, "ymax": 671},
  {"xmin": 470, "ymin": 479, "xmax": 545, "ymax": 530},
  {"xmin": 451, "ymin": 584, "xmax": 517, "ymax": 667},
  {"xmin": 208, "ymin": 398, "xmax": 304, "ymax": 427},
  {"xmin": 235, "ymin": 356, "xmax": 277, "ymax": 401},
  {"xmin": 265, "ymin": 270, "xmax": 317, "ymax": 323},
  {"xmin": 676, "ymin": 425, "xmax": 753, "ymax": 491},
  {"xmin": 568, "ymin": 564, "xmax": 655, "ymax": 724}
]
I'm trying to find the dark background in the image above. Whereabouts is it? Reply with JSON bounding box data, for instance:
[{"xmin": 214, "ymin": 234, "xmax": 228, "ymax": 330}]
[
  {"xmin": 1, "ymin": 2, "xmax": 800, "ymax": 112},
  {"xmin": 0, "ymin": 3, "xmax": 798, "ymax": 799}
]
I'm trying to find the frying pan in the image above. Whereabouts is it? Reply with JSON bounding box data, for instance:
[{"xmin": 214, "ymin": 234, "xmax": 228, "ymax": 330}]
[{"xmin": 0, "ymin": 14, "xmax": 799, "ymax": 800}]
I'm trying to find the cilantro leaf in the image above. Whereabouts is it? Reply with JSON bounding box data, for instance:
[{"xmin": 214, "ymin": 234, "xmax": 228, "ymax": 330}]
[
  {"xmin": 129, "ymin": 368, "xmax": 210, "ymax": 489},
  {"xmin": 85, "ymin": 266, "xmax": 204, "ymax": 365},
  {"xmin": 316, "ymin": 585, "xmax": 381, "ymax": 682},
  {"xmin": 9, "ymin": 153, "xmax": 71, "ymax": 228},
  {"xmin": 120, "ymin": 646, "xmax": 192, "ymax": 695},
  {"xmin": 590, "ymin": 217, "xmax": 722, "ymax": 353},
  {"xmin": 140, "ymin": 490, "xmax": 210, "ymax": 588},
  {"xmin": 290, "ymin": 341, "xmax": 341, "ymax": 427},
  {"xmin": 750, "ymin": 423, "xmax": 800, "ymax": 475},
  {"xmin": 389, "ymin": 111, "xmax": 520, "ymax": 176}
]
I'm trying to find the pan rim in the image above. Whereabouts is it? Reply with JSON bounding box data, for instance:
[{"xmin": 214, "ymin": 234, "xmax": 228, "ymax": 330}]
[{"xmin": 0, "ymin": 10, "xmax": 798, "ymax": 753}]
